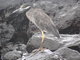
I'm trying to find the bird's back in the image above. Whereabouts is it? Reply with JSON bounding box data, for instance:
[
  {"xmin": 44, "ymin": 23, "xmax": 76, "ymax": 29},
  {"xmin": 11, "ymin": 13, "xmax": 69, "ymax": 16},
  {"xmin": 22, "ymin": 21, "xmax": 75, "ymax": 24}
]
[{"xmin": 26, "ymin": 8, "xmax": 60, "ymax": 38}]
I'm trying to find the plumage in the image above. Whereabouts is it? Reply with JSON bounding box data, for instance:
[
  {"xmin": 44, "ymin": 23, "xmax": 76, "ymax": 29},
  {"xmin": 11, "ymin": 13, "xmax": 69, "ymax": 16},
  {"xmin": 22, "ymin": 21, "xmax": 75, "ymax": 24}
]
[
  {"xmin": 12, "ymin": 4, "xmax": 60, "ymax": 51},
  {"xmin": 26, "ymin": 8, "xmax": 60, "ymax": 38}
]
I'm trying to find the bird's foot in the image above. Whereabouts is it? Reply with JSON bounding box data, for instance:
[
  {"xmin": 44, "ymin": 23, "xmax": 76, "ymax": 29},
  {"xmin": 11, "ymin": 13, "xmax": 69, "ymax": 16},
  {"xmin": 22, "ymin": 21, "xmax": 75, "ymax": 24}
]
[
  {"xmin": 32, "ymin": 47, "xmax": 46, "ymax": 53},
  {"xmin": 30, "ymin": 48, "xmax": 46, "ymax": 57}
]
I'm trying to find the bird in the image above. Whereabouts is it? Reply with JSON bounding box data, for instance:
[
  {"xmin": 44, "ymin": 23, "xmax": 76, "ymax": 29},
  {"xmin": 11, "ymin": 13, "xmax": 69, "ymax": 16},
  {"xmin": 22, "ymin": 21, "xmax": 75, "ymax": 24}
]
[{"xmin": 12, "ymin": 3, "xmax": 60, "ymax": 51}]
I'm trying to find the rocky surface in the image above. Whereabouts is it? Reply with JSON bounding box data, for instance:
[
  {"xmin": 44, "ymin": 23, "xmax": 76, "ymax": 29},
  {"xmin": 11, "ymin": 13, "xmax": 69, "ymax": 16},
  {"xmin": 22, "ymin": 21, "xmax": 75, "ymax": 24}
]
[
  {"xmin": 17, "ymin": 47, "xmax": 80, "ymax": 60},
  {"xmin": 0, "ymin": 0, "xmax": 80, "ymax": 60},
  {"xmin": 1, "ymin": 43, "xmax": 27, "ymax": 60},
  {"xmin": 54, "ymin": 47, "xmax": 80, "ymax": 60},
  {"xmin": 26, "ymin": 33, "xmax": 61, "ymax": 52},
  {"xmin": 17, "ymin": 49, "xmax": 61, "ymax": 60},
  {"xmin": 60, "ymin": 34, "xmax": 80, "ymax": 47},
  {"xmin": 0, "ymin": 22, "xmax": 15, "ymax": 45},
  {"xmin": 1, "ymin": 34, "xmax": 80, "ymax": 60},
  {"xmin": 3, "ymin": 50, "xmax": 22, "ymax": 60},
  {"xmin": 26, "ymin": 33, "xmax": 80, "ymax": 52}
]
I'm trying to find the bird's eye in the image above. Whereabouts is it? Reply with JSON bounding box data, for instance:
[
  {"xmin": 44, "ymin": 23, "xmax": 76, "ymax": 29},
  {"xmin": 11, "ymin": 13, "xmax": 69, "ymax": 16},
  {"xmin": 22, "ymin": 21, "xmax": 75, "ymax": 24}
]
[{"xmin": 21, "ymin": 4, "xmax": 28, "ymax": 8}]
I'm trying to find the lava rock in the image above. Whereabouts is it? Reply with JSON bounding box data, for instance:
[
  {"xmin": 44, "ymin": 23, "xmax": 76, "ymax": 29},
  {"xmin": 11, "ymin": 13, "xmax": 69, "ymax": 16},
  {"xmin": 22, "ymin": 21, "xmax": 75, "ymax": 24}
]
[
  {"xmin": 1, "ymin": 43, "xmax": 27, "ymax": 60},
  {"xmin": 69, "ymin": 46, "xmax": 80, "ymax": 53},
  {"xmin": 0, "ymin": 22, "xmax": 15, "ymax": 45},
  {"xmin": 54, "ymin": 47, "xmax": 80, "ymax": 60},
  {"xmin": 3, "ymin": 50, "xmax": 22, "ymax": 60},
  {"xmin": 10, "ymin": 32, "xmax": 28, "ymax": 44},
  {"xmin": 26, "ymin": 33, "xmax": 61, "ymax": 53},
  {"xmin": 59, "ymin": 34, "xmax": 80, "ymax": 52},
  {"xmin": 1, "ymin": 43, "xmax": 27, "ymax": 54},
  {"xmin": 59, "ymin": 34, "xmax": 80, "ymax": 47},
  {"xmin": 0, "ymin": 0, "xmax": 30, "ymax": 44},
  {"xmin": 27, "ymin": 34, "xmax": 80, "ymax": 53},
  {"xmin": 17, "ymin": 44, "xmax": 27, "ymax": 52},
  {"xmin": 17, "ymin": 49, "xmax": 62, "ymax": 60},
  {"xmin": 17, "ymin": 48, "xmax": 80, "ymax": 60}
]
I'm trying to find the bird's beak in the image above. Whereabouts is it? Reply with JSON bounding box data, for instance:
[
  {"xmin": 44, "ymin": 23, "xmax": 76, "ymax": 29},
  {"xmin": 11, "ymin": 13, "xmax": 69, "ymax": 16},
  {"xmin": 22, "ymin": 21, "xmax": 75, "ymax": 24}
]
[
  {"xmin": 12, "ymin": 9, "xmax": 20, "ymax": 14},
  {"xmin": 12, "ymin": 6, "xmax": 31, "ymax": 14},
  {"xmin": 24, "ymin": 6, "xmax": 31, "ymax": 10}
]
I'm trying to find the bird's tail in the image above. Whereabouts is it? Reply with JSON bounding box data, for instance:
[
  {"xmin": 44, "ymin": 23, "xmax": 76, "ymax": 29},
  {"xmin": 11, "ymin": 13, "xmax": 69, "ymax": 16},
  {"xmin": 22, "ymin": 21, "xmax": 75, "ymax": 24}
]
[{"xmin": 51, "ymin": 24, "xmax": 60, "ymax": 38}]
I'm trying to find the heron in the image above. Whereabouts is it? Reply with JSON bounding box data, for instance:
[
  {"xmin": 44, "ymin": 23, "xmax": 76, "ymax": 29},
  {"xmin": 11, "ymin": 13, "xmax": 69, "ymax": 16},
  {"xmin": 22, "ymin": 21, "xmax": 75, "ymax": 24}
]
[{"xmin": 12, "ymin": 3, "xmax": 60, "ymax": 51}]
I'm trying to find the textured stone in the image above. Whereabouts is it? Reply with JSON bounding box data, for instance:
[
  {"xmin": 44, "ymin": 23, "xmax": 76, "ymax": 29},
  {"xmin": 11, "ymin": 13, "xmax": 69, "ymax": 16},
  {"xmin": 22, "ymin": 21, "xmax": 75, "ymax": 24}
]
[
  {"xmin": 17, "ymin": 48, "xmax": 80, "ymax": 60},
  {"xmin": 18, "ymin": 49, "xmax": 62, "ymax": 60},
  {"xmin": 0, "ymin": 22, "xmax": 15, "ymax": 44},
  {"xmin": 26, "ymin": 33, "xmax": 61, "ymax": 52},
  {"xmin": 0, "ymin": 0, "xmax": 80, "ymax": 59},
  {"xmin": 3, "ymin": 50, "xmax": 22, "ymax": 60},
  {"xmin": 54, "ymin": 47, "xmax": 80, "ymax": 60},
  {"xmin": 59, "ymin": 34, "xmax": 80, "ymax": 47},
  {"xmin": 27, "ymin": 34, "xmax": 80, "ymax": 53}
]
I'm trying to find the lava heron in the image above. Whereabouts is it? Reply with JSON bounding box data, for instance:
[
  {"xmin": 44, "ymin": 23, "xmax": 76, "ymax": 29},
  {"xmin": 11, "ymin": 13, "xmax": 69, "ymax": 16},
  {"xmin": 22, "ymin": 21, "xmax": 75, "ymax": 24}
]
[{"xmin": 12, "ymin": 3, "xmax": 60, "ymax": 51}]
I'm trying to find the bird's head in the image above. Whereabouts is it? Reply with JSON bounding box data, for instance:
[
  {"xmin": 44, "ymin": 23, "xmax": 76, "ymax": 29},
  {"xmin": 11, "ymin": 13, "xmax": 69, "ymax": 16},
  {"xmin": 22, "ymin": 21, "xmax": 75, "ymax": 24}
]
[{"xmin": 12, "ymin": 3, "xmax": 31, "ymax": 14}]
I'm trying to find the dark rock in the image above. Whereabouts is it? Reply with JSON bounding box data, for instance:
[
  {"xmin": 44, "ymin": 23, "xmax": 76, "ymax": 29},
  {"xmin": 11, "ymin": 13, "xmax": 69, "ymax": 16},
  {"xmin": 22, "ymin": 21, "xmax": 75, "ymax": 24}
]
[
  {"xmin": 0, "ymin": 46, "xmax": 2, "ymax": 60},
  {"xmin": 0, "ymin": 0, "xmax": 30, "ymax": 44},
  {"xmin": 58, "ymin": 34, "xmax": 80, "ymax": 53},
  {"xmin": 18, "ymin": 49, "xmax": 62, "ymax": 60},
  {"xmin": 6, "ymin": 9, "xmax": 29, "ymax": 32},
  {"xmin": 1, "ymin": 43, "xmax": 27, "ymax": 53},
  {"xmin": 27, "ymin": 34, "xmax": 80, "ymax": 53},
  {"xmin": 54, "ymin": 47, "xmax": 80, "ymax": 60},
  {"xmin": 3, "ymin": 50, "xmax": 22, "ymax": 60},
  {"xmin": 17, "ymin": 44, "xmax": 27, "ymax": 52},
  {"xmin": 26, "ymin": 33, "xmax": 61, "ymax": 53},
  {"xmin": 0, "ymin": 22, "xmax": 15, "ymax": 45},
  {"xmin": 69, "ymin": 46, "xmax": 80, "ymax": 53},
  {"xmin": 1, "ymin": 43, "xmax": 27, "ymax": 60},
  {"xmin": 59, "ymin": 34, "xmax": 80, "ymax": 47},
  {"xmin": 18, "ymin": 48, "xmax": 80, "ymax": 60},
  {"xmin": 1, "ymin": 2, "xmax": 30, "ymax": 44},
  {"xmin": 10, "ymin": 32, "xmax": 28, "ymax": 44},
  {"xmin": 0, "ymin": 0, "xmax": 80, "ymax": 59}
]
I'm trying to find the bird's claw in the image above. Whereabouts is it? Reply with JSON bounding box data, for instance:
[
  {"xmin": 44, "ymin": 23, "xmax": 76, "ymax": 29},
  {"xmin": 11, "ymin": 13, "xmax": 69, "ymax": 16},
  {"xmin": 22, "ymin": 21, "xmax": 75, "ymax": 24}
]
[{"xmin": 32, "ymin": 48, "xmax": 46, "ymax": 53}]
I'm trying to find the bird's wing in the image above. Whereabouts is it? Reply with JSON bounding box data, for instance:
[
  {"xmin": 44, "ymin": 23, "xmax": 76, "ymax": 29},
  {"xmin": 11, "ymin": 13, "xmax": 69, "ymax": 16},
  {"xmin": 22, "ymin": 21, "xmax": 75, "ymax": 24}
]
[{"xmin": 26, "ymin": 8, "xmax": 60, "ymax": 38}]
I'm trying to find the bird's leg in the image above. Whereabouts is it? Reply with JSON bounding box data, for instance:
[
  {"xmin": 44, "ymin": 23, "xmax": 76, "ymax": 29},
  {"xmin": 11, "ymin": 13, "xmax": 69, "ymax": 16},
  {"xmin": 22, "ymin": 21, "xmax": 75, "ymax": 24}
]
[
  {"xmin": 39, "ymin": 31, "xmax": 45, "ymax": 51},
  {"xmin": 31, "ymin": 31, "xmax": 45, "ymax": 54}
]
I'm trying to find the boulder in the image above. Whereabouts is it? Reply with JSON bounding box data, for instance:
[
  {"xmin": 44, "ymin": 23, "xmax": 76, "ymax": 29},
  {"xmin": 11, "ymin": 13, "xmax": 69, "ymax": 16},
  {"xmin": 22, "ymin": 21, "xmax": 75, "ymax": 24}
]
[
  {"xmin": 59, "ymin": 34, "xmax": 80, "ymax": 52},
  {"xmin": 0, "ymin": 22, "xmax": 15, "ymax": 45},
  {"xmin": 54, "ymin": 47, "xmax": 80, "ymax": 60},
  {"xmin": 17, "ymin": 49, "xmax": 63, "ymax": 60},
  {"xmin": 18, "ymin": 47, "xmax": 80, "ymax": 60},
  {"xmin": 26, "ymin": 33, "xmax": 61, "ymax": 52},
  {"xmin": 59, "ymin": 34, "xmax": 80, "ymax": 48},
  {"xmin": 1, "ymin": 43, "xmax": 27, "ymax": 54},
  {"xmin": 0, "ymin": 0, "xmax": 30, "ymax": 44},
  {"xmin": 27, "ymin": 34, "xmax": 80, "ymax": 53},
  {"xmin": 10, "ymin": 32, "xmax": 28, "ymax": 44},
  {"xmin": 3, "ymin": 50, "xmax": 22, "ymax": 60}
]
